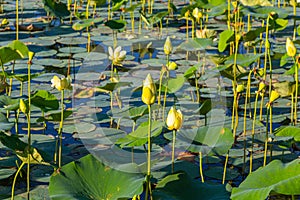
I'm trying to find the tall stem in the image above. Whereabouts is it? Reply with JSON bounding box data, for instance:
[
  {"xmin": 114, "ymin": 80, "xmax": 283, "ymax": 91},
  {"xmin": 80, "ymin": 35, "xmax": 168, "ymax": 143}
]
[
  {"xmin": 145, "ymin": 105, "xmax": 152, "ymax": 200},
  {"xmin": 58, "ymin": 90, "xmax": 64, "ymax": 168},
  {"xmin": 250, "ymin": 92, "xmax": 259, "ymax": 173},
  {"xmin": 294, "ymin": 62, "xmax": 298, "ymax": 124},
  {"xmin": 171, "ymin": 129, "xmax": 176, "ymax": 173},
  {"xmin": 199, "ymin": 152, "xmax": 204, "ymax": 182},
  {"xmin": 16, "ymin": 0, "xmax": 19, "ymax": 40},
  {"xmin": 26, "ymin": 56, "xmax": 31, "ymax": 199}
]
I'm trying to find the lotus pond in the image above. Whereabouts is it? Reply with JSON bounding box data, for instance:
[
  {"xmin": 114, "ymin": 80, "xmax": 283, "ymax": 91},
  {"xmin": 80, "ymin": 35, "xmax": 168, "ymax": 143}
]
[{"xmin": 0, "ymin": 0, "xmax": 300, "ymax": 199}]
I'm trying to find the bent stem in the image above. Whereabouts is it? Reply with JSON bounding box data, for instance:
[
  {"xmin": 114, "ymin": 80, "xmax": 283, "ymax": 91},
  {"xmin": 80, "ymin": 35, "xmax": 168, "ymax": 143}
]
[
  {"xmin": 171, "ymin": 129, "xmax": 176, "ymax": 173},
  {"xmin": 11, "ymin": 161, "xmax": 26, "ymax": 200},
  {"xmin": 145, "ymin": 105, "xmax": 152, "ymax": 200}
]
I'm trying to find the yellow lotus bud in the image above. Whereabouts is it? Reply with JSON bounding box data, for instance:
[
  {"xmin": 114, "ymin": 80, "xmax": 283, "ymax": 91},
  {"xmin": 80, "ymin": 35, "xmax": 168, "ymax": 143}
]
[
  {"xmin": 286, "ymin": 37, "xmax": 296, "ymax": 57},
  {"xmin": 265, "ymin": 40, "xmax": 270, "ymax": 49},
  {"xmin": 142, "ymin": 74, "xmax": 156, "ymax": 105},
  {"xmin": 184, "ymin": 10, "xmax": 190, "ymax": 19},
  {"xmin": 266, "ymin": 90, "xmax": 280, "ymax": 108},
  {"xmin": 232, "ymin": 1, "xmax": 238, "ymax": 8},
  {"xmin": 1, "ymin": 18, "xmax": 8, "ymax": 26},
  {"xmin": 166, "ymin": 61, "xmax": 178, "ymax": 70},
  {"xmin": 20, "ymin": 99, "xmax": 29, "ymax": 114},
  {"xmin": 258, "ymin": 82, "xmax": 266, "ymax": 93},
  {"xmin": 236, "ymin": 84, "xmax": 244, "ymax": 93},
  {"xmin": 28, "ymin": 51, "xmax": 34, "ymax": 62},
  {"xmin": 166, "ymin": 107, "xmax": 183, "ymax": 131},
  {"xmin": 192, "ymin": 8, "xmax": 202, "ymax": 22},
  {"xmin": 164, "ymin": 36, "xmax": 173, "ymax": 55}
]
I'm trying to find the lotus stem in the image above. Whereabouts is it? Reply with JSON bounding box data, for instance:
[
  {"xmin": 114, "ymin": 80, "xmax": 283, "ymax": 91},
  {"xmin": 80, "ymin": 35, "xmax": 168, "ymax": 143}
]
[
  {"xmin": 263, "ymin": 106, "xmax": 270, "ymax": 167},
  {"xmin": 222, "ymin": 153, "xmax": 229, "ymax": 184},
  {"xmin": 11, "ymin": 161, "xmax": 26, "ymax": 200},
  {"xmin": 227, "ymin": 0, "xmax": 231, "ymax": 30},
  {"xmin": 195, "ymin": 71, "xmax": 200, "ymax": 103},
  {"xmin": 171, "ymin": 129, "xmax": 176, "ymax": 173},
  {"xmin": 145, "ymin": 104, "xmax": 152, "ymax": 200},
  {"xmin": 162, "ymin": 71, "xmax": 169, "ymax": 120},
  {"xmin": 199, "ymin": 152, "xmax": 204, "ymax": 182},
  {"xmin": 158, "ymin": 69, "xmax": 165, "ymax": 106},
  {"xmin": 16, "ymin": 0, "xmax": 19, "ymax": 40},
  {"xmin": 250, "ymin": 92, "xmax": 259, "ymax": 173},
  {"xmin": 294, "ymin": 61, "xmax": 298, "ymax": 125},
  {"xmin": 58, "ymin": 89, "xmax": 64, "ymax": 168},
  {"xmin": 293, "ymin": 0, "xmax": 296, "ymax": 40}
]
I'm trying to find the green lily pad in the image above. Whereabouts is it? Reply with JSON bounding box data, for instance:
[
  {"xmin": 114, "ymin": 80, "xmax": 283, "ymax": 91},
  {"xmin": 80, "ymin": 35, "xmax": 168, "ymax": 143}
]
[
  {"xmin": 153, "ymin": 171, "xmax": 230, "ymax": 200},
  {"xmin": 49, "ymin": 154, "xmax": 144, "ymax": 200},
  {"xmin": 231, "ymin": 159, "xmax": 300, "ymax": 200}
]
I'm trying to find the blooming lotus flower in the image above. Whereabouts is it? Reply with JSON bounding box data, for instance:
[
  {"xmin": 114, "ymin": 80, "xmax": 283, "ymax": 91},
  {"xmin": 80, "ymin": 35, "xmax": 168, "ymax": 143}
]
[
  {"xmin": 166, "ymin": 107, "xmax": 183, "ymax": 131},
  {"xmin": 286, "ymin": 37, "xmax": 296, "ymax": 57},
  {"xmin": 51, "ymin": 75, "xmax": 72, "ymax": 91},
  {"xmin": 142, "ymin": 74, "xmax": 156, "ymax": 105},
  {"xmin": 108, "ymin": 46, "xmax": 126, "ymax": 66},
  {"xmin": 164, "ymin": 36, "xmax": 173, "ymax": 55},
  {"xmin": 196, "ymin": 28, "xmax": 216, "ymax": 39}
]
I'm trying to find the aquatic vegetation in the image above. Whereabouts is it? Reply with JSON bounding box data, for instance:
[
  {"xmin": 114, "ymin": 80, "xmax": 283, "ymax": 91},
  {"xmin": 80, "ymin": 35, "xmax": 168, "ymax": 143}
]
[{"xmin": 0, "ymin": 0, "xmax": 299, "ymax": 199}]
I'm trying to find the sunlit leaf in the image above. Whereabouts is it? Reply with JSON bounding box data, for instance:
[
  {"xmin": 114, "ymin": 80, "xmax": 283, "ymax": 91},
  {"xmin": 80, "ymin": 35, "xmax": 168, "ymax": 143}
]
[
  {"xmin": 49, "ymin": 154, "xmax": 144, "ymax": 199},
  {"xmin": 231, "ymin": 159, "xmax": 300, "ymax": 200}
]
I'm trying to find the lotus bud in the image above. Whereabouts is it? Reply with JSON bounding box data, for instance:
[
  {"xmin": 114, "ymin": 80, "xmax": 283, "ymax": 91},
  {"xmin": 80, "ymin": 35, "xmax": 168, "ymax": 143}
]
[
  {"xmin": 266, "ymin": 90, "xmax": 280, "ymax": 108},
  {"xmin": 232, "ymin": 1, "xmax": 238, "ymax": 8},
  {"xmin": 1, "ymin": 18, "xmax": 8, "ymax": 26},
  {"xmin": 28, "ymin": 51, "xmax": 34, "ymax": 62},
  {"xmin": 166, "ymin": 107, "xmax": 183, "ymax": 131},
  {"xmin": 167, "ymin": 61, "xmax": 178, "ymax": 70},
  {"xmin": 192, "ymin": 8, "xmax": 202, "ymax": 22},
  {"xmin": 258, "ymin": 82, "xmax": 266, "ymax": 93},
  {"xmin": 236, "ymin": 84, "xmax": 244, "ymax": 93},
  {"xmin": 20, "ymin": 99, "xmax": 29, "ymax": 114},
  {"xmin": 164, "ymin": 36, "xmax": 173, "ymax": 55},
  {"xmin": 184, "ymin": 10, "xmax": 190, "ymax": 19},
  {"xmin": 286, "ymin": 37, "xmax": 296, "ymax": 57},
  {"xmin": 142, "ymin": 74, "xmax": 156, "ymax": 105}
]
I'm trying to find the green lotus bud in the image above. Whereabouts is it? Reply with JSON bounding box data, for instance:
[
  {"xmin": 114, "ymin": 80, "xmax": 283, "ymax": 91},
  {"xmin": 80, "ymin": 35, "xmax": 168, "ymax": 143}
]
[
  {"xmin": 142, "ymin": 74, "xmax": 156, "ymax": 105},
  {"xmin": 166, "ymin": 107, "xmax": 183, "ymax": 131}
]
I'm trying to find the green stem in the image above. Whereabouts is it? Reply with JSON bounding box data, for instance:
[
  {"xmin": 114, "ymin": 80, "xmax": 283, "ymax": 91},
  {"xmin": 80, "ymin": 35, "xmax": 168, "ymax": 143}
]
[
  {"xmin": 250, "ymin": 92, "xmax": 259, "ymax": 173},
  {"xmin": 26, "ymin": 56, "xmax": 31, "ymax": 200},
  {"xmin": 16, "ymin": 0, "xmax": 19, "ymax": 40},
  {"xmin": 263, "ymin": 107, "xmax": 270, "ymax": 167},
  {"xmin": 171, "ymin": 129, "xmax": 176, "ymax": 173},
  {"xmin": 294, "ymin": 62, "xmax": 298, "ymax": 125},
  {"xmin": 11, "ymin": 161, "xmax": 26, "ymax": 200},
  {"xmin": 58, "ymin": 90, "xmax": 64, "ymax": 168},
  {"xmin": 199, "ymin": 152, "xmax": 204, "ymax": 182},
  {"xmin": 222, "ymin": 153, "xmax": 229, "ymax": 184},
  {"xmin": 162, "ymin": 71, "xmax": 169, "ymax": 120},
  {"xmin": 145, "ymin": 104, "xmax": 152, "ymax": 200}
]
